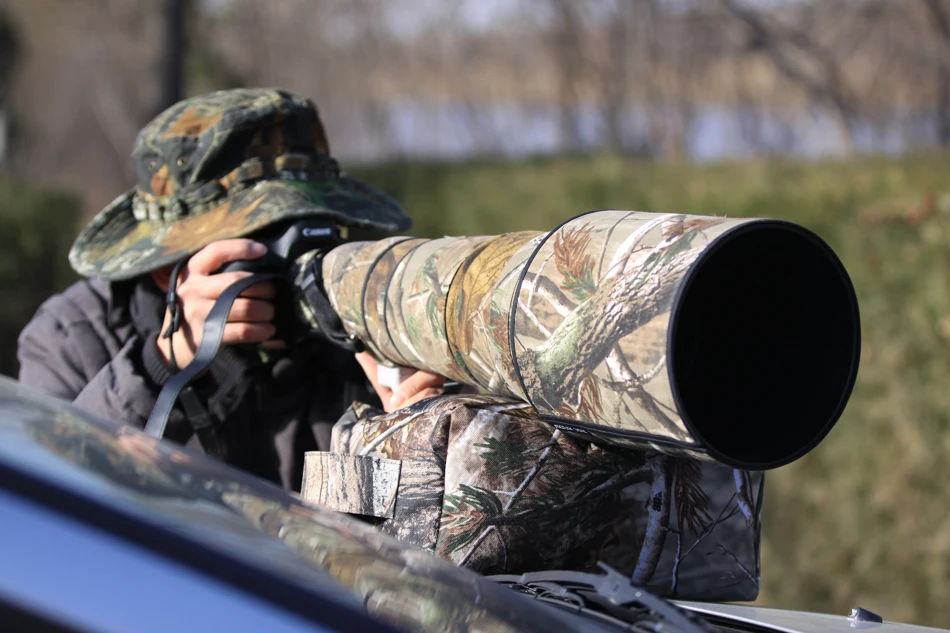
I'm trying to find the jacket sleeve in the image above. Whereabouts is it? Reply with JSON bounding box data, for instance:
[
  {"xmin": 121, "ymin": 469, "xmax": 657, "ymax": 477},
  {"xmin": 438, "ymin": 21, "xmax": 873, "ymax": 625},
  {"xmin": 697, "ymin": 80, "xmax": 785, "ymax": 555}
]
[{"xmin": 16, "ymin": 285, "xmax": 162, "ymax": 429}]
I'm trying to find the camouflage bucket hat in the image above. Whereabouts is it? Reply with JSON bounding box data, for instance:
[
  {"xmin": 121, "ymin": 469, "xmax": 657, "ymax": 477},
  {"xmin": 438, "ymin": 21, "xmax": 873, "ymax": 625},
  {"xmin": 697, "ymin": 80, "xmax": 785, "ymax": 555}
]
[{"xmin": 69, "ymin": 88, "xmax": 412, "ymax": 280}]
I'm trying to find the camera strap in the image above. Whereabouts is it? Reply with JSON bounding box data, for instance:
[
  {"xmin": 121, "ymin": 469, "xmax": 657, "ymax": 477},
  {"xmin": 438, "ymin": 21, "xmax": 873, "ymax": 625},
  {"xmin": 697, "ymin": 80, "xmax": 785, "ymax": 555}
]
[
  {"xmin": 298, "ymin": 255, "xmax": 364, "ymax": 354},
  {"xmin": 144, "ymin": 271, "xmax": 283, "ymax": 457}
]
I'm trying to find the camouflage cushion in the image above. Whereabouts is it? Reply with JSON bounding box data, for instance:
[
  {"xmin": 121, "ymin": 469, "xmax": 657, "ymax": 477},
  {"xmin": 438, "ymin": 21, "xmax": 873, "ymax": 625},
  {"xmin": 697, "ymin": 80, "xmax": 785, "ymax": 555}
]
[
  {"xmin": 301, "ymin": 394, "xmax": 764, "ymax": 601},
  {"xmin": 69, "ymin": 88, "xmax": 412, "ymax": 281}
]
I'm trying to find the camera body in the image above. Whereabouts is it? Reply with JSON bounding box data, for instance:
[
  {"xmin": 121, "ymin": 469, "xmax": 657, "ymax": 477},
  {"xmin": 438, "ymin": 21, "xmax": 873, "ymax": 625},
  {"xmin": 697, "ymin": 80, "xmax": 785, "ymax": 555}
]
[
  {"xmin": 217, "ymin": 218, "xmax": 344, "ymax": 277},
  {"xmin": 216, "ymin": 217, "xmax": 346, "ymax": 344}
]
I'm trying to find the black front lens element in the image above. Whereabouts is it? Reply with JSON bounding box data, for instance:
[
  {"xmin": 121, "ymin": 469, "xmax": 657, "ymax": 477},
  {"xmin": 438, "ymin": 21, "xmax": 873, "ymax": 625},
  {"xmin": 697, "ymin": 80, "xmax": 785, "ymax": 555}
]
[{"xmin": 669, "ymin": 221, "xmax": 860, "ymax": 470}]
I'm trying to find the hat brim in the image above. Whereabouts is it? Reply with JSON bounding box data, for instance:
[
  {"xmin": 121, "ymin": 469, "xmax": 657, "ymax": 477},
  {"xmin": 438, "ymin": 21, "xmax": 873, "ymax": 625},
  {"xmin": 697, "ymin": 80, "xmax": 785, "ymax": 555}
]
[{"xmin": 69, "ymin": 176, "xmax": 413, "ymax": 281}]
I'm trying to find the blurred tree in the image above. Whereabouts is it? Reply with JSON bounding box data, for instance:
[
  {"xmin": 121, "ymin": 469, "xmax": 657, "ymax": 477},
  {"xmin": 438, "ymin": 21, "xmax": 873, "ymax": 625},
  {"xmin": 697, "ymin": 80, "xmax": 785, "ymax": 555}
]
[
  {"xmin": 599, "ymin": 0, "xmax": 635, "ymax": 154},
  {"xmin": 920, "ymin": 0, "xmax": 950, "ymax": 144},
  {"xmin": 6, "ymin": 0, "xmax": 161, "ymax": 211},
  {"xmin": 549, "ymin": 0, "xmax": 586, "ymax": 154},
  {"xmin": 719, "ymin": 0, "xmax": 858, "ymax": 152},
  {"xmin": 158, "ymin": 0, "xmax": 188, "ymax": 113},
  {"xmin": 0, "ymin": 0, "xmax": 19, "ymax": 167},
  {"xmin": 186, "ymin": 2, "xmax": 246, "ymax": 95}
]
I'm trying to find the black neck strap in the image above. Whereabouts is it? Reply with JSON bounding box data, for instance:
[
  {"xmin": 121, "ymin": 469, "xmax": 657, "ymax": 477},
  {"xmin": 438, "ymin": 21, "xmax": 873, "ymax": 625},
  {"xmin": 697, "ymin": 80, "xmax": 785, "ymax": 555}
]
[{"xmin": 144, "ymin": 272, "xmax": 282, "ymax": 450}]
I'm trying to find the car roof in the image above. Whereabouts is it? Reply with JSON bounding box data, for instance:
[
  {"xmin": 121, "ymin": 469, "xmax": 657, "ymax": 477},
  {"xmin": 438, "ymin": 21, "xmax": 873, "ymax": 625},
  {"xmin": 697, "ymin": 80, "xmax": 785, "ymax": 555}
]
[{"xmin": 677, "ymin": 602, "xmax": 950, "ymax": 633}]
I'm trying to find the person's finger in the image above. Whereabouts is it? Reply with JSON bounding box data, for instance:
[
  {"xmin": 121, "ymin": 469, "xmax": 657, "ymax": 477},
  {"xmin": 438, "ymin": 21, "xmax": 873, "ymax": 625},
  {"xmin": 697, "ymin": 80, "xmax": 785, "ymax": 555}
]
[
  {"xmin": 390, "ymin": 370, "xmax": 447, "ymax": 408},
  {"xmin": 376, "ymin": 385, "xmax": 395, "ymax": 407},
  {"xmin": 355, "ymin": 352, "xmax": 394, "ymax": 404},
  {"xmin": 354, "ymin": 352, "xmax": 378, "ymax": 376},
  {"xmin": 220, "ymin": 322, "xmax": 277, "ymax": 345},
  {"xmin": 239, "ymin": 281, "xmax": 278, "ymax": 300},
  {"xmin": 399, "ymin": 387, "xmax": 445, "ymax": 409},
  {"xmin": 187, "ymin": 239, "xmax": 267, "ymax": 275},
  {"xmin": 186, "ymin": 272, "xmax": 251, "ymax": 299},
  {"xmin": 181, "ymin": 297, "xmax": 215, "ymax": 326},
  {"xmin": 399, "ymin": 369, "xmax": 447, "ymax": 394},
  {"xmin": 186, "ymin": 273, "xmax": 277, "ymax": 300},
  {"xmin": 226, "ymin": 298, "xmax": 275, "ymax": 323}
]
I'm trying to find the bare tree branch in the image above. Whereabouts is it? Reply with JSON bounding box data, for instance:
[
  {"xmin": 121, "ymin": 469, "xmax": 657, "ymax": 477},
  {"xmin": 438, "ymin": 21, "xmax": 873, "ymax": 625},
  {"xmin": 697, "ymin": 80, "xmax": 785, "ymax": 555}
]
[
  {"xmin": 719, "ymin": 0, "xmax": 857, "ymax": 151},
  {"xmin": 921, "ymin": 0, "xmax": 950, "ymax": 143}
]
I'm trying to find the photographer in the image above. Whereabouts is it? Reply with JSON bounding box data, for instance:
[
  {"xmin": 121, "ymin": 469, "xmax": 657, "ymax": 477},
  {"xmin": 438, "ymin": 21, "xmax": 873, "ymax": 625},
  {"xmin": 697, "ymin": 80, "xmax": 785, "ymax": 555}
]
[{"xmin": 16, "ymin": 88, "xmax": 446, "ymax": 491}]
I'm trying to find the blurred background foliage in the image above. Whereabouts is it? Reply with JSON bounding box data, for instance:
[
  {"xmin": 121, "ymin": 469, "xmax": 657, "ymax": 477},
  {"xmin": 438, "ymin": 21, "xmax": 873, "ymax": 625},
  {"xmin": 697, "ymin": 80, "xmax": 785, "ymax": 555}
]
[{"xmin": 1, "ymin": 0, "xmax": 950, "ymax": 626}]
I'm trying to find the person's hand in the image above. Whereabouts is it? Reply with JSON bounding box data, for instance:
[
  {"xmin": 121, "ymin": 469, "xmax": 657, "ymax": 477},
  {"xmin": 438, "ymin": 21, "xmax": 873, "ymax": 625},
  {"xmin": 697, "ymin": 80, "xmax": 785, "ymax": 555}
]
[
  {"xmin": 154, "ymin": 239, "xmax": 278, "ymax": 369},
  {"xmin": 355, "ymin": 352, "xmax": 446, "ymax": 412}
]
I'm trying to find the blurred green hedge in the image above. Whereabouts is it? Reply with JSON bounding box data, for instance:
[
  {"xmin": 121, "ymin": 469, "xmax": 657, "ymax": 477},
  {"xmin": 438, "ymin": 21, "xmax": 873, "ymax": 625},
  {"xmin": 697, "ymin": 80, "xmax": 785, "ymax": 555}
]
[{"xmin": 0, "ymin": 178, "xmax": 81, "ymax": 377}]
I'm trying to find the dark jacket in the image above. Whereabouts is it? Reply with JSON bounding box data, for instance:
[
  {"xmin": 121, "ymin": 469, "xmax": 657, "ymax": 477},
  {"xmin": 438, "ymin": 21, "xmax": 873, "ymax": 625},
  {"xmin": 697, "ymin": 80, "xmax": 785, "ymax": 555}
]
[{"xmin": 17, "ymin": 277, "xmax": 380, "ymax": 491}]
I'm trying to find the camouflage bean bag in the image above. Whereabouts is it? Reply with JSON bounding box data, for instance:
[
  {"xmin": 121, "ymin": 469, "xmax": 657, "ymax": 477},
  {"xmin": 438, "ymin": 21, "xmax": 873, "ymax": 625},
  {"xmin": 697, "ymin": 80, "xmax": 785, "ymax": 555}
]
[{"xmin": 301, "ymin": 394, "xmax": 763, "ymax": 602}]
